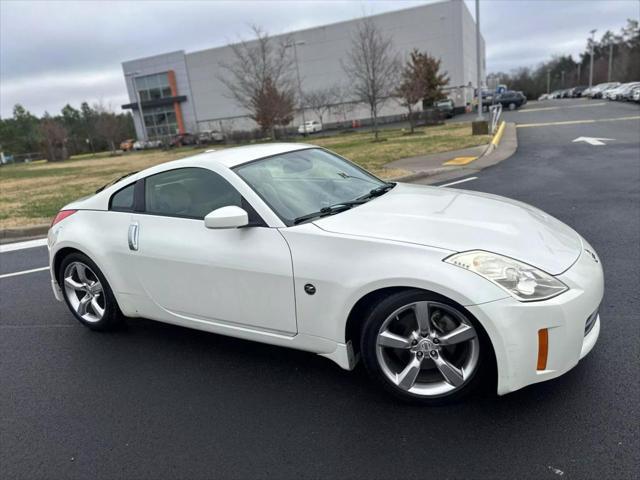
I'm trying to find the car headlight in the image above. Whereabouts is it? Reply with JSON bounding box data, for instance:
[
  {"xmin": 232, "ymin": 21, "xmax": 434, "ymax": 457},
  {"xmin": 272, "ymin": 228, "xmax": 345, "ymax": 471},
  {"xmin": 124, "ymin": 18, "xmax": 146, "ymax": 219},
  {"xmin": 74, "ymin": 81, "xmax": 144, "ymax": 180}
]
[{"xmin": 444, "ymin": 250, "xmax": 568, "ymax": 302}]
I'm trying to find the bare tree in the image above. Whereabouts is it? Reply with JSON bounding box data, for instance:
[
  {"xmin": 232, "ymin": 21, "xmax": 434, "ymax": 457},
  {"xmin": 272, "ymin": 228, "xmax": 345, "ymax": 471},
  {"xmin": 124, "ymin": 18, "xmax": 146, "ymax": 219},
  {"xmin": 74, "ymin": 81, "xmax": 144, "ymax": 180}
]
[
  {"xmin": 342, "ymin": 18, "xmax": 399, "ymax": 140},
  {"xmin": 331, "ymin": 85, "xmax": 356, "ymax": 126},
  {"xmin": 94, "ymin": 102, "xmax": 123, "ymax": 153},
  {"xmin": 40, "ymin": 113, "xmax": 68, "ymax": 162},
  {"xmin": 303, "ymin": 86, "xmax": 338, "ymax": 125},
  {"xmin": 219, "ymin": 26, "xmax": 297, "ymax": 138}
]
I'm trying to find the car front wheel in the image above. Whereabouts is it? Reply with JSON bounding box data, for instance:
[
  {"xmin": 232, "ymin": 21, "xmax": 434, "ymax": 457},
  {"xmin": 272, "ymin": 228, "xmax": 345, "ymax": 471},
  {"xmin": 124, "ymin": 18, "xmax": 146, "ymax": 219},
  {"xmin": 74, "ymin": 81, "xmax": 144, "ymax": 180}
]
[
  {"xmin": 59, "ymin": 252, "xmax": 124, "ymax": 331},
  {"xmin": 360, "ymin": 290, "xmax": 490, "ymax": 404}
]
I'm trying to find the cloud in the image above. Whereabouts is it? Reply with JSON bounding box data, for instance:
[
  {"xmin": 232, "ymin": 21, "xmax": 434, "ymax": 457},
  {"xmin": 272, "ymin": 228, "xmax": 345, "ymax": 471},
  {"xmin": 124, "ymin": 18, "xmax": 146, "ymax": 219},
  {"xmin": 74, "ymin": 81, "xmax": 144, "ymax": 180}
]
[{"xmin": 1, "ymin": 0, "xmax": 638, "ymax": 117}]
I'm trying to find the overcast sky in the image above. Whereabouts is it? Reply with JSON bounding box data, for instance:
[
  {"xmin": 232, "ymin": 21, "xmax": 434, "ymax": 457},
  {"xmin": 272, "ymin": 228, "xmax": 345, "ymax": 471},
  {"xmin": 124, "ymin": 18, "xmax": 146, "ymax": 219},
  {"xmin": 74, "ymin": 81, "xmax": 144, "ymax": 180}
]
[{"xmin": 1, "ymin": 0, "xmax": 638, "ymax": 118}]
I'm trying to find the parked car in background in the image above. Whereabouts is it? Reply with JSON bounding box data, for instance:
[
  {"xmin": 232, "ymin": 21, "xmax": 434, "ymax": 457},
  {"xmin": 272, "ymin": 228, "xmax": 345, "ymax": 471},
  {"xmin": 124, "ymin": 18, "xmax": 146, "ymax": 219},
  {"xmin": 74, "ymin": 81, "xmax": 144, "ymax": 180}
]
[
  {"xmin": 170, "ymin": 133, "xmax": 199, "ymax": 148},
  {"xmin": 120, "ymin": 139, "xmax": 135, "ymax": 152},
  {"xmin": 616, "ymin": 82, "xmax": 640, "ymax": 101},
  {"xmin": 474, "ymin": 89, "xmax": 495, "ymax": 111},
  {"xmin": 198, "ymin": 130, "xmax": 225, "ymax": 144},
  {"xmin": 298, "ymin": 120, "xmax": 323, "ymax": 134},
  {"xmin": 549, "ymin": 90, "xmax": 563, "ymax": 99},
  {"xmin": 481, "ymin": 90, "xmax": 495, "ymax": 106},
  {"xmin": 133, "ymin": 139, "xmax": 162, "ymax": 151},
  {"xmin": 631, "ymin": 86, "xmax": 640, "ymax": 103},
  {"xmin": 435, "ymin": 98, "xmax": 455, "ymax": 118},
  {"xmin": 515, "ymin": 91, "xmax": 527, "ymax": 105},
  {"xmin": 538, "ymin": 93, "xmax": 550, "ymax": 101},
  {"xmin": 495, "ymin": 91, "xmax": 525, "ymax": 110},
  {"xmin": 604, "ymin": 84, "xmax": 624, "ymax": 100},
  {"xmin": 588, "ymin": 82, "xmax": 620, "ymax": 98},
  {"xmin": 570, "ymin": 86, "xmax": 588, "ymax": 97},
  {"xmin": 601, "ymin": 83, "xmax": 622, "ymax": 99}
]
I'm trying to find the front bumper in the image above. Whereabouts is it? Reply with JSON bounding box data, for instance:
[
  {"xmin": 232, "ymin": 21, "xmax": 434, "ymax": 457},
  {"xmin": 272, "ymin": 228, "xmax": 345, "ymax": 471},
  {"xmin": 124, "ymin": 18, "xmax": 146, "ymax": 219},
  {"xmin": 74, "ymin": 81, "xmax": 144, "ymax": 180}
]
[
  {"xmin": 47, "ymin": 229, "xmax": 64, "ymax": 302},
  {"xmin": 468, "ymin": 244, "xmax": 604, "ymax": 395}
]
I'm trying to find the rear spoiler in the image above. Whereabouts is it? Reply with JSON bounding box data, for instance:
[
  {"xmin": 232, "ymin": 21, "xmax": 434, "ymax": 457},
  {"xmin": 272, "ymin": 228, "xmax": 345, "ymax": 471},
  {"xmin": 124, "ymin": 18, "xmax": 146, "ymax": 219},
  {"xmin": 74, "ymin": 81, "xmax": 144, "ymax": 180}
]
[{"xmin": 95, "ymin": 171, "xmax": 138, "ymax": 194}]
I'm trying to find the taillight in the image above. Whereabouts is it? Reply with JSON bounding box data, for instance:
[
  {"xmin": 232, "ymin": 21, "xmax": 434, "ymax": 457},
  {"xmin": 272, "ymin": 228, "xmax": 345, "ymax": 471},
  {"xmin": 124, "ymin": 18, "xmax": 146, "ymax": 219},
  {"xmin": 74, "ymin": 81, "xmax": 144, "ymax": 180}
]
[{"xmin": 51, "ymin": 209, "xmax": 77, "ymax": 227}]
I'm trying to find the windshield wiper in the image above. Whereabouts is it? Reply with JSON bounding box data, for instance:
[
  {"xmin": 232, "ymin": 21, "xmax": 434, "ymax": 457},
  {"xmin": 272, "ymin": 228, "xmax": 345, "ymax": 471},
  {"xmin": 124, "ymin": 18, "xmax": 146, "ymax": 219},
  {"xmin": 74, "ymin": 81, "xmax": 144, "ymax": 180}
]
[
  {"xmin": 292, "ymin": 183, "xmax": 396, "ymax": 225},
  {"xmin": 356, "ymin": 182, "xmax": 396, "ymax": 201},
  {"xmin": 95, "ymin": 171, "xmax": 138, "ymax": 193},
  {"xmin": 293, "ymin": 199, "xmax": 367, "ymax": 225}
]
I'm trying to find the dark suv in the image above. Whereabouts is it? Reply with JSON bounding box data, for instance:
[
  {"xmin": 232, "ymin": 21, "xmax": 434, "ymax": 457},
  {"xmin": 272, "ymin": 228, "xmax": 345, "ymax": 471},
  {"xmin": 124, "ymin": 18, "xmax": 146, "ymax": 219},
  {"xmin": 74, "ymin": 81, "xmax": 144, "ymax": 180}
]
[{"xmin": 495, "ymin": 91, "xmax": 525, "ymax": 110}]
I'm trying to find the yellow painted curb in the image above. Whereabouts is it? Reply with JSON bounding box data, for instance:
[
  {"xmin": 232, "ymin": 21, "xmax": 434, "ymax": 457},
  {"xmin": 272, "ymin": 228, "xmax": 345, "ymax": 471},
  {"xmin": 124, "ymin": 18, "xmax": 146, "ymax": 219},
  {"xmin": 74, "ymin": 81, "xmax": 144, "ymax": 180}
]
[
  {"xmin": 491, "ymin": 121, "xmax": 506, "ymax": 146},
  {"xmin": 443, "ymin": 156, "xmax": 478, "ymax": 166}
]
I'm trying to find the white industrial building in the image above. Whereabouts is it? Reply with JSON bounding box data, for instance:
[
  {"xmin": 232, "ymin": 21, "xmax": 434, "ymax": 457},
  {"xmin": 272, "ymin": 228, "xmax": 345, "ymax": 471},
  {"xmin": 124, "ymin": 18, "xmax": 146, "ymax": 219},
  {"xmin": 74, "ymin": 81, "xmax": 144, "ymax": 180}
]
[{"xmin": 121, "ymin": 0, "xmax": 485, "ymax": 140}]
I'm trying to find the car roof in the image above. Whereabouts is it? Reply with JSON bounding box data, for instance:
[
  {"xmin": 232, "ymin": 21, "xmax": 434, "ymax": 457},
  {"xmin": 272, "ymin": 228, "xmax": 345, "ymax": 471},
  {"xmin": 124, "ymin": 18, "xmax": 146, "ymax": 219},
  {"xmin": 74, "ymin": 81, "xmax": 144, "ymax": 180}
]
[
  {"xmin": 181, "ymin": 143, "xmax": 315, "ymax": 169},
  {"xmin": 98, "ymin": 143, "xmax": 317, "ymax": 197}
]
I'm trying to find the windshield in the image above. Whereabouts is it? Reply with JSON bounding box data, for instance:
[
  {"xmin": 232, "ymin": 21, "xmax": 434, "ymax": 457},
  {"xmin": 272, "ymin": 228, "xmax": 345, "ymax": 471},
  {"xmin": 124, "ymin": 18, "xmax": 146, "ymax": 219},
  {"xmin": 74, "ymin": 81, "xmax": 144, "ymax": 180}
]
[{"xmin": 234, "ymin": 148, "xmax": 386, "ymax": 226}]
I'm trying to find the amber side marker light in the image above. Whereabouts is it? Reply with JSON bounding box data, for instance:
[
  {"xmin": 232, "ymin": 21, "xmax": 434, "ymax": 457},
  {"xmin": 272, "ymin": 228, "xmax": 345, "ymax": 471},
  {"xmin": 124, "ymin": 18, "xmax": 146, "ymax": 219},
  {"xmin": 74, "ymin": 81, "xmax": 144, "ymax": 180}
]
[
  {"xmin": 537, "ymin": 328, "xmax": 549, "ymax": 370},
  {"xmin": 51, "ymin": 209, "xmax": 77, "ymax": 227}
]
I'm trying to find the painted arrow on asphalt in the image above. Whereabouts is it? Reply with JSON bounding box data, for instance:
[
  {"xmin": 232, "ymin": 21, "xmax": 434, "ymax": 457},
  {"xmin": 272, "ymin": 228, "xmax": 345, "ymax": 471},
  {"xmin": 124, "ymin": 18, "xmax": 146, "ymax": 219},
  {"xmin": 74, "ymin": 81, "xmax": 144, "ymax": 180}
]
[{"xmin": 572, "ymin": 136, "xmax": 615, "ymax": 146}]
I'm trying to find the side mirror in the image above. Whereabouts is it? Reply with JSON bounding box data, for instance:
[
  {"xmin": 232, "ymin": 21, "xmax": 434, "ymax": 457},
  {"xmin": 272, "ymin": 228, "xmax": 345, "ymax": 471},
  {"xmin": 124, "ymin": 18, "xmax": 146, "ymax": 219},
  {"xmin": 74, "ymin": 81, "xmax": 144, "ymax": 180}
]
[{"xmin": 204, "ymin": 206, "xmax": 248, "ymax": 229}]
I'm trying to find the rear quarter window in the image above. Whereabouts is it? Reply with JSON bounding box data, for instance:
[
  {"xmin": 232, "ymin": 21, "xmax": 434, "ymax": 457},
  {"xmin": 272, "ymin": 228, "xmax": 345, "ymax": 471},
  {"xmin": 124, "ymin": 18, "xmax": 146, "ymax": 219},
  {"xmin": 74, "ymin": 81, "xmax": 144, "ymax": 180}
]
[{"xmin": 109, "ymin": 183, "xmax": 135, "ymax": 211}]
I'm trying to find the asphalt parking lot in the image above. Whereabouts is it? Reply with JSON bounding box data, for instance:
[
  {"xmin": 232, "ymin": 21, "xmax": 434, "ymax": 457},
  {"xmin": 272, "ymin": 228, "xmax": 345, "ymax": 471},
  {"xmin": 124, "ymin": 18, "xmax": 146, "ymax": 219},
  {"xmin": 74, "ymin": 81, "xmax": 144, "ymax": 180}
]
[{"xmin": 1, "ymin": 99, "xmax": 639, "ymax": 479}]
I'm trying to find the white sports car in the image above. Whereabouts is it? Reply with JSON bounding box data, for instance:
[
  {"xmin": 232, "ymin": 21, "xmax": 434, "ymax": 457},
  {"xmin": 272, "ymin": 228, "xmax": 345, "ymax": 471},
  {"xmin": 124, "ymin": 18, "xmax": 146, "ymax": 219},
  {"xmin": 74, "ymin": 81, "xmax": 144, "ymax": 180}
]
[{"xmin": 48, "ymin": 144, "xmax": 603, "ymax": 403}]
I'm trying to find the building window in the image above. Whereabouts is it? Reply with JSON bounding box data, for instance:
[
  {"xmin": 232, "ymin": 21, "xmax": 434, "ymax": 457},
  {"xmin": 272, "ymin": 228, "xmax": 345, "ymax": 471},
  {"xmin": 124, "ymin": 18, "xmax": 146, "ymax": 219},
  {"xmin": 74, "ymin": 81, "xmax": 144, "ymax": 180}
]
[
  {"xmin": 142, "ymin": 106, "xmax": 179, "ymax": 140},
  {"xmin": 134, "ymin": 72, "xmax": 173, "ymax": 103}
]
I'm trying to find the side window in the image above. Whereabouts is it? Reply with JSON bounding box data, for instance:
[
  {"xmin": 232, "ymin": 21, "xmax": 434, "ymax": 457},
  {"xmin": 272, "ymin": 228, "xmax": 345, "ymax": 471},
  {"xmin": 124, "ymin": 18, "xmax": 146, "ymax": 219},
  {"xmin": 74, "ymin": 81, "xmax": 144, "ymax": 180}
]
[
  {"xmin": 144, "ymin": 167, "xmax": 242, "ymax": 219},
  {"xmin": 109, "ymin": 183, "xmax": 135, "ymax": 211}
]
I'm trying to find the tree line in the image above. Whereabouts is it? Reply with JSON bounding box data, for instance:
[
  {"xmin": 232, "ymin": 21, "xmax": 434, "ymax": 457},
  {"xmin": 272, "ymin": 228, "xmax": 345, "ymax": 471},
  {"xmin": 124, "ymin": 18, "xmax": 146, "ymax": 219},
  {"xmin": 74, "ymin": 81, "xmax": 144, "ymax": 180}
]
[
  {"xmin": 491, "ymin": 19, "xmax": 639, "ymax": 99},
  {"xmin": 219, "ymin": 18, "xmax": 449, "ymax": 141},
  {"xmin": 0, "ymin": 102, "xmax": 134, "ymax": 161}
]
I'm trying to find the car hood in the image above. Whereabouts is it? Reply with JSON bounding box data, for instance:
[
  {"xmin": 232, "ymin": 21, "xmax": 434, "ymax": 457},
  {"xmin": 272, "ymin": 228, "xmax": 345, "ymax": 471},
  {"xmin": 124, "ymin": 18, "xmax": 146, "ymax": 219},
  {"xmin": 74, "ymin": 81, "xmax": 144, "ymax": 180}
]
[{"xmin": 314, "ymin": 183, "xmax": 582, "ymax": 275}]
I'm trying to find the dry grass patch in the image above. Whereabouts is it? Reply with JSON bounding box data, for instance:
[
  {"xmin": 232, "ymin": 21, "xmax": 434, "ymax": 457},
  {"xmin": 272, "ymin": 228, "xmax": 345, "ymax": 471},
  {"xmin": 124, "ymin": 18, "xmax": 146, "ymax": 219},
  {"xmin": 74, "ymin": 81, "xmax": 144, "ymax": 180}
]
[{"xmin": 1, "ymin": 123, "xmax": 488, "ymax": 229}]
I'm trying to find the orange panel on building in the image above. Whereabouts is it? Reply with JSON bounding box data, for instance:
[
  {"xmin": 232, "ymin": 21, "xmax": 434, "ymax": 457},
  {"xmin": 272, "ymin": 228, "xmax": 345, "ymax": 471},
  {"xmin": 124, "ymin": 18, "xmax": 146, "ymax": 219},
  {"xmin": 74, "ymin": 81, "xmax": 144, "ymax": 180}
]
[{"xmin": 167, "ymin": 70, "xmax": 185, "ymax": 134}]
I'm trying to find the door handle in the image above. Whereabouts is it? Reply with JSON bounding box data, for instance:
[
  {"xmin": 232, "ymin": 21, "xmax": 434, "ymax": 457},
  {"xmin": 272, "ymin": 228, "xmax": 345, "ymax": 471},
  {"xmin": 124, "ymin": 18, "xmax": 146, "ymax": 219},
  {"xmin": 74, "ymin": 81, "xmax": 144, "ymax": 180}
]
[{"xmin": 128, "ymin": 222, "xmax": 139, "ymax": 251}]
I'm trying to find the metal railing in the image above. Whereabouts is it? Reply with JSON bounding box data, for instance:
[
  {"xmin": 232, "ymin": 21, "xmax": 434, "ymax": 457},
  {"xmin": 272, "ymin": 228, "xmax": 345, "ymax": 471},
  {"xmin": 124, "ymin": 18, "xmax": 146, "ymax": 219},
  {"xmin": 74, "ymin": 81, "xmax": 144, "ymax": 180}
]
[{"xmin": 489, "ymin": 103, "xmax": 502, "ymax": 134}]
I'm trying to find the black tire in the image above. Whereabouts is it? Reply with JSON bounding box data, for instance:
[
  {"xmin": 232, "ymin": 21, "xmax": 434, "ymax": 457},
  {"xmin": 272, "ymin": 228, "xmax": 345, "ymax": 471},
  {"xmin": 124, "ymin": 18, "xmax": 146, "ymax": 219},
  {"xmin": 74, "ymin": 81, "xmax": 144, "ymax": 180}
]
[
  {"xmin": 360, "ymin": 289, "xmax": 492, "ymax": 405},
  {"xmin": 508, "ymin": 102, "xmax": 516, "ymax": 110},
  {"xmin": 58, "ymin": 252, "xmax": 124, "ymax": 331}
]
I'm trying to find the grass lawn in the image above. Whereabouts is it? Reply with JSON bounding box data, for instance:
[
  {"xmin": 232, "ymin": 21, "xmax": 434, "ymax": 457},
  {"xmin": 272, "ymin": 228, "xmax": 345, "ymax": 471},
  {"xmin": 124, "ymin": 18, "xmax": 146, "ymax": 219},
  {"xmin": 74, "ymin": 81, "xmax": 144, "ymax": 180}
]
[{"xmin": 0, "ymin": 123, "xmax": 490, "ymax": 229}]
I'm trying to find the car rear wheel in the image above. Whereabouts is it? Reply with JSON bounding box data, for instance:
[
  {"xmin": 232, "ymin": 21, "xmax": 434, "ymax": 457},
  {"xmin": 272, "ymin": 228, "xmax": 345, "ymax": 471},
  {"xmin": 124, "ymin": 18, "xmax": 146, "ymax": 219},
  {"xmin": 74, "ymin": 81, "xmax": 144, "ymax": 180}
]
[
  {"xmin": 360, "ymin": 290, "xmax": 489, "ymax": 404},
  {"xmin": 59, "ymin": 253, "xmax": 124, "ymax": 331},
  {"xmin": 508, "ymin": 102, "xmax": 516, "ymax": 110}
]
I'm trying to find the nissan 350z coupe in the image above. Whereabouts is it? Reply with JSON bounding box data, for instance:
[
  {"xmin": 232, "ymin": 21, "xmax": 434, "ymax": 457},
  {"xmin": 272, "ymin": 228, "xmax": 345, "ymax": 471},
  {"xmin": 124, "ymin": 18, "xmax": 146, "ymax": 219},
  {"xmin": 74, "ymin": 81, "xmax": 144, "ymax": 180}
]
[{"xmin": 48, "ymin": 144, "xmax": 603, "ymax": 404}]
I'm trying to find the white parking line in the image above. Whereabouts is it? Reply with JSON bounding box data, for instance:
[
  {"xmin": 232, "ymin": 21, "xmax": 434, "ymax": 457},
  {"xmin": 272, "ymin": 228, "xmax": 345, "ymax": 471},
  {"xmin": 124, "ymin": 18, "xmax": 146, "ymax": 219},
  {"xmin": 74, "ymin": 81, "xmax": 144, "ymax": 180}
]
[
  {"xmin": 0, "ymin": 238, "xmax": 48, "ymax": 253},
  {"xmin": 519, "ymin": 102, "xmax": 606, "ymax": 113},
  {"xmin": 0, "ymin": 266, "xmax": 49, "ymax": 279},
  {"xmin": 439, "ymin": 177, "xmax": 478, "ymax": 188}
]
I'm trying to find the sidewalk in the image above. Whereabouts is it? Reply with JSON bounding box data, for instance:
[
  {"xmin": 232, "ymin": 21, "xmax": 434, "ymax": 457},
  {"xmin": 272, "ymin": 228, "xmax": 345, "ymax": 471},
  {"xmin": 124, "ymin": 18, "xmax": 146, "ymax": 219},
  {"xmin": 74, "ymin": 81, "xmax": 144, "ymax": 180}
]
[{"xmin": 390, "ymin": 122, "xmax": 517, "ymax": 184}]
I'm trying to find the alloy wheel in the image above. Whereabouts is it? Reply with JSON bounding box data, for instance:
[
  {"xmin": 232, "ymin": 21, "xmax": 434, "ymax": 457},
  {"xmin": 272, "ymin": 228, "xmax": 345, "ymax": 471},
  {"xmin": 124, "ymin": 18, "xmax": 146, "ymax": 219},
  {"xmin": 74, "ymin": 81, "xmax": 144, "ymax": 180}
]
[
  {"xmin": 63, "ymin": 261, "xmax": 105, "ymax": 323},
  {"xmin": 375, "ymin": 301, "xmax": 480, "ymax": 397}
]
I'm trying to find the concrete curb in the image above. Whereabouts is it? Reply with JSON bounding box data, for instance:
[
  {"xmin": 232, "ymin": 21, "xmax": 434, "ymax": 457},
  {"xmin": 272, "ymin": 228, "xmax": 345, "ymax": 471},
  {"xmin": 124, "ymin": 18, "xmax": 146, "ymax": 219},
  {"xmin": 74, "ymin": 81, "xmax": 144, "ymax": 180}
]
[
  {"xmin": 391, "ymin": 167, "xmax": 459, "ymax": 183},
  {"xmin": 392, "ymin": 121, "xmax": 517, "ymax": 184},
  {"xmin": 0, "ymin": 224, "xmax": 49, "ymax": 244}
]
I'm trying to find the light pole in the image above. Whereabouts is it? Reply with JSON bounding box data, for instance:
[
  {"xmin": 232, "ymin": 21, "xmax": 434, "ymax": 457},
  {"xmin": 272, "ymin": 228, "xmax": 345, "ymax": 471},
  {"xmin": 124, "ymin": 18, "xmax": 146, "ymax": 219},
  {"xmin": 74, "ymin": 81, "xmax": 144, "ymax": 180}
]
[
  {"xmin": 588, "ymin": 29, "xmax": 597, "ymax": 88},
  {"xmin": 607, "ymin": 43, "xmax": 613, "ymax": 82},
  {"xmin": 475, "ymin": 0, "xmax": 483, "ymax": 120},
  {"xmin": 547, "ymin": 69, "xmax": 551, "ymax": 94},
  {"xmin": 577, "ymin": 63, "xmax": 581, "ymax": 84},
  {"xmin": 125, "ymin": 71, "xmax": 147, "ymax": 141},
  {"xmin": 285, "ymin": 40, "xmax": 307, "ymax": 135}
]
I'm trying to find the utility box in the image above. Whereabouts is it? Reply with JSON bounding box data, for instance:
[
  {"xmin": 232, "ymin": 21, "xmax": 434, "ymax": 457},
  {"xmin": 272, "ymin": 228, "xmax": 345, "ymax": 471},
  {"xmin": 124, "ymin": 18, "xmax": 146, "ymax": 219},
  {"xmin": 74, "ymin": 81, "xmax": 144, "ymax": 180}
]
[{"xmin": 472, "ymin": 120, "xmax": 489, "ymax": 135}]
